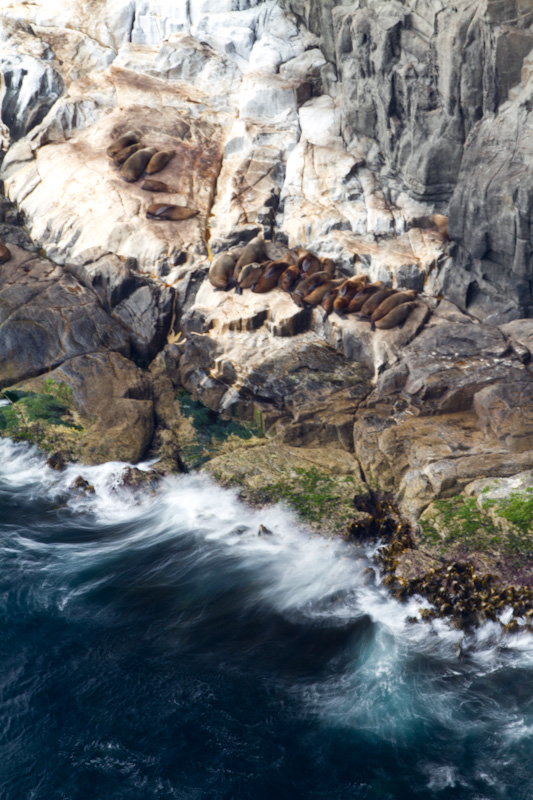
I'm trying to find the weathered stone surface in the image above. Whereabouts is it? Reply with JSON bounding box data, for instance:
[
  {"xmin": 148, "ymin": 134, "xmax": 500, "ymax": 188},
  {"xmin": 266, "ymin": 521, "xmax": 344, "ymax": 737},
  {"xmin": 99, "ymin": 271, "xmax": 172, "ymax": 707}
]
[
  {"xmin": 112, "ymin": 282, "xmax": 175, "ymax": 362},
  {"xmin": 10, "ymin": 351, "xmax": 154, "ymax": 464},
  {"xmin": 0, "ymin": 244, "xmax": 130, "ymax": 388},
  {"xmin": 1, "ymin": 0, "xmax": 533, "ymax": 558}
]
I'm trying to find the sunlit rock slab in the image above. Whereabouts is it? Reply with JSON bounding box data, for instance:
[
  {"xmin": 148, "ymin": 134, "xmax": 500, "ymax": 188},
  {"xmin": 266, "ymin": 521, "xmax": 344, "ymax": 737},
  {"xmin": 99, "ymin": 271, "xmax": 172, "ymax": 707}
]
[{"xmin": 2, "ymin": 100, "xmax": 228, "ymax": 275}]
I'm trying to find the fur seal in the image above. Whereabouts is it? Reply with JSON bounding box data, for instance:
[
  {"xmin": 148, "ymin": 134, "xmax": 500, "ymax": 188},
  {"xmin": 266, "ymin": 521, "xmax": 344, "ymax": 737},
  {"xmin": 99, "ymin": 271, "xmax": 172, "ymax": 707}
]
[
  {"xmin": 139, "ymin": 179, "xmax": 177, "ymax": 193},
  {"xmin": 209, "ymin": 252, "xmax": 237, "ymax": 290},
  {"xmin": 113, "ymin": 142, "xmax": 144, "ymax": 166},
  {"xmin": 334, "ymin": 276, "xmax": 373, "ymax": 312},
  {"xmin": 234, "ymin": 236, "xmax": 267, "ymax": 274},
  {"xmin": 320, "ymin": 257, "xmax": 337, "ymax": 275},
  {"xmin": 292, "ymin": 271, "xmax": 331, "ymax": 305},
  {"xmin": 370, "ymin": 290, "xmax": 418, "ymax": 323},
  {"xmin": 107, "ymin": 130, "xmax": 141, "ymax": 158},
  {"xmin": 0, "ymin": 243, "xmax": 11, "ymax": 263},
  {"xmin": 251, "ymin": 260, "xmax": 290, "ymax": 293},
  {"xmin": 236, "ymin": 262, "xmax": 265, "ymax": 293},
  {"xmin": 374, "ymin": 301, "xmax": 418, "ymax": 330},
  {"xmin": 344, "ymin": 281, "xmax": 384, "ymax": 313},
  {"xmin": 303, "ymin": 277, "xmax": 345, "ymax": 306},
  {"xmin": 146, "ymin": 203, "xmax": 199, "ymax": 220},
  {"xmin": 321, "ymin": 287, "xmax": 340, "ymax": 316},
  {"xmin": 278, "ymin": 264, "xmax": 301, "ymax": 292},
  {"xmin": 297, "ymin": 249, "xmax": 322, "ymax": 277},
  {"xmin": 146, "ymin": 150, "xmax": 176, "ymax": 175},
  {"xmin": 359, "ymin": 287, "xmax": 396, "ymax": 318},
  {"xmin": 121, "ymin": 147, "xmax": 158, "ymax": 182}
]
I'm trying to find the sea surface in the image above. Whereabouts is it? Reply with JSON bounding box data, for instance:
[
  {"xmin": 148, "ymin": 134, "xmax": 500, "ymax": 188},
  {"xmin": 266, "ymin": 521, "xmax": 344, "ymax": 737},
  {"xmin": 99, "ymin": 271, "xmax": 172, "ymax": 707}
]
[{"xmin": 1, "ymin": 437, "xmax": 533, "ymax": 800}]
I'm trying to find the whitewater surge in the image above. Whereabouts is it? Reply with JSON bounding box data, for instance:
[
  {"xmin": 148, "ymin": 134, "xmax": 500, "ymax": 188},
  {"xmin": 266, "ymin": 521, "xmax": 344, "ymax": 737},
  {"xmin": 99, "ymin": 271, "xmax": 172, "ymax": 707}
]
[{"xmin": 1, "ymin": 437, "xmax": 533, "ymax": 799}]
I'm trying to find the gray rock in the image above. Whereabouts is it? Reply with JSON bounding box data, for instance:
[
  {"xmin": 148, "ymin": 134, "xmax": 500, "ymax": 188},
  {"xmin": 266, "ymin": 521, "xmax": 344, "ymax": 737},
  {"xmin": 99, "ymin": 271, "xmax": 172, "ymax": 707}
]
[
  {"xmin": 0, "ymin": 244, "xmax": 130, "ymax": 388},
  {"xmin": 112, "ymin": 283, "xmax": 175, "ymax": 363}
]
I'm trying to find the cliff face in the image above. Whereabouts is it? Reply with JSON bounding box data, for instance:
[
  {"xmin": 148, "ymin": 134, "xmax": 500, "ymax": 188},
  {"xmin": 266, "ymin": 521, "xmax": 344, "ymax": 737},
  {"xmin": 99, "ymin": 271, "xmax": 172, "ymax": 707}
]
[
  {"xmin": 2, "ymin": 0, "xmax": 533, "ymax": 563},
  {"xmin": 281, "ymin": 0, "xmax": 533, "ymax": 320}
]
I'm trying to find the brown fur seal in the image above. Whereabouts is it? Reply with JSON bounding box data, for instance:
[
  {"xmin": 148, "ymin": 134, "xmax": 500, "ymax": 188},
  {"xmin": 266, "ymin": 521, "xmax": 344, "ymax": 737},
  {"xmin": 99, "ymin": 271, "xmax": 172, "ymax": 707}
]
[
  {"xmin": 121, "ymin": 147, "xmax": 157, "ymax": 182},
  {"xmin": 234, "ymin": 236, "xmax": 267, "ymax": 273},
  {"xmin": 370, "ymin": 290, "xmax": 418, "ymax": 323},
  {"xmin": 292, "ymin": 271, "xmax": 331, "ymax": 305},
  {"xmin": 113, "ymin": 142, "xmax": 144, "ymax": 166},
  {"xmin": 303, "ymin": 277, "xmax": 345, "ymax": 306},
  {"xmin": 374, "ymin": 301, "xmax": 418, "ymax": 330},
  {"xmin": 297, "ymin": 249, "xmax": 322, "ymax": 277},
  {"xmin": 321, "ymin": 287, "xmax": 340, "ymax": 316},
  {"xmin": 334, "ymin": 276, "xmax": 373, "ymax": 312},
  {"xmin": 139, "ymin": 179, "xmax": 177, "ymax": 193},
  {"xmin": 107, "ymin": 130, "xmax": 141, "ymax": 158},
  {"xmin": 278, "ymin": 264, "xmax": 301, "ymax": 292},
  {"xmin": 345, "ymin": 281, "xmax": 384, "ymax": 313},
  {"xmin": 209, "ymin": 253, "xmax": 237, "ymax": 290},
  {"xmin": 146, "ymin": 203, "xmax": 199, "ymax": 220},
  {"xmin": 251, "ymin": 260, "xmax": 290, "ymax": 293},
  {"xmin": 320, "ymin": 257, "xmax": 337, "ymax": 276},
  {"xmin": 0, "ymin": 243, "xmax": 11, "ymax": 263},
  {"xmin": 146, "ymin": 150, "xmax": 176, "ymax": 175},
  {"xmin": 236, "ymin": 262, "xmax": 265, "ymax": 294},
  {"xmin": 359, "ymin": 287, "xmax": 395, "ymax": 318}
]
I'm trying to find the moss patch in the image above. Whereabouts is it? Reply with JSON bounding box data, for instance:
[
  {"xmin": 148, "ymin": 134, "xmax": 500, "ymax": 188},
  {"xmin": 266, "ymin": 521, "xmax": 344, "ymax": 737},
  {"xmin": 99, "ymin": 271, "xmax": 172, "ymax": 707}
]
[
  {"xmin": 177, "ymin": 389, "xmax": 264, "ymax": 469},
  {"xmin": 420, "ymin": 490, "xmax": 533, "ymax": 560},
  {"xmin": 0, "ymin": 383, "xmax": 82, "ymax": 453},
  {"xmin": 245, "ymin": 466, "xmax": 355, "ymax": 525}
]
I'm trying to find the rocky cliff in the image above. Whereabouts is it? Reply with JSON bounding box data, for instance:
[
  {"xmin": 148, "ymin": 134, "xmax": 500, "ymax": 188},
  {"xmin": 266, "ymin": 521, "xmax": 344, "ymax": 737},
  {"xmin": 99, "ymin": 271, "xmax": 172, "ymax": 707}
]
[{"xmin": 1, "ymin": 0, "xmax": 533, "ymax": 599}]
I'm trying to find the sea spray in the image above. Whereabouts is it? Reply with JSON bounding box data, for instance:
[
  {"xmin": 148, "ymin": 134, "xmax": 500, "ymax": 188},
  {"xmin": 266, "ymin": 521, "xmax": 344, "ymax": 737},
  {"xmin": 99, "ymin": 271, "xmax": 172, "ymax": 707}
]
[{"xmin": 1, "ymin": 438, "xmax": 533, "ymax": 798}]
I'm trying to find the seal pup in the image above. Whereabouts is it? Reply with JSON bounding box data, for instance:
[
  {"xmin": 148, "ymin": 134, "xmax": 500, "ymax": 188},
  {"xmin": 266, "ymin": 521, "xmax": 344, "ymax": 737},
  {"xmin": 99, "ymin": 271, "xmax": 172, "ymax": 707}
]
[
  {"xmin": 113, "ymin": 142, "xmax": 144, "ymax": 166},
  {"xmin": 107, "ymin": 130, "xmax": 142, "ymax": 158},
  {"xmin": 139, "ymin": 179, "xmax": 177, "ymax": 193},
  {"xmin": 209, "ymin": 252, "xmax": 237, "ymax": 290},
  {"xmin": 146, "ymin": 150, "xmax": 175, "ymax": 175},
  {"xmin": 374, "ymin": 301, "xmax": 418, "ymax": 330},
  {"xmin": 121, "ymin": 147, "xmax": 158, "ymax": 182},
  {"xmin": 146, "ymin": 203, "xmax": 199, "ymax": 220},
  {"xmin": 236, "ymin": 262, "xmax": 265, "ymax": 294},
  {"xmin": 370, "ymin": 290, "xmax": 418, "ymax": 324},
  {"xmin": 0, "ymin": 242, "xmax": 11, "ymax": 263},
  {"xmin": 251, "ymin": 260, "xmax": 290, "ymax": 293},
  {"xmin": 234, "ymin": 236, "xmax": 267, "ymax": 274},
  {"xmin": 359, "ymin": 287, "xmax": 396, "ymax": 318},
  {"xmin": 278, "ymin": 264, "xmax": 300, "ymax": 292}
]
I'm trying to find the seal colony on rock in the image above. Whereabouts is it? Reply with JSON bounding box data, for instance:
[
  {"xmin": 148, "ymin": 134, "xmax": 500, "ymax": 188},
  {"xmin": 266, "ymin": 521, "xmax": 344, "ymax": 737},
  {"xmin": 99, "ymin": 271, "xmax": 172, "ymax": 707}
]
[{"xmin": 207, "ymin": 237, "xmax": 424, "ymax": 331}]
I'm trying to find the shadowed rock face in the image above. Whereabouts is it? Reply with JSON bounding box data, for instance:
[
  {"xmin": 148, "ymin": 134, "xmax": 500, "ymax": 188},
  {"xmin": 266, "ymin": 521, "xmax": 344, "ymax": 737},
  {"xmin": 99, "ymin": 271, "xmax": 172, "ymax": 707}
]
[
  {"xmin": 279, "ymin": 0, "xmax": 533, "ymax": 318},
  {"xmin": 0, "ymin": 245, "xmax": 131, "ymax": 388}
]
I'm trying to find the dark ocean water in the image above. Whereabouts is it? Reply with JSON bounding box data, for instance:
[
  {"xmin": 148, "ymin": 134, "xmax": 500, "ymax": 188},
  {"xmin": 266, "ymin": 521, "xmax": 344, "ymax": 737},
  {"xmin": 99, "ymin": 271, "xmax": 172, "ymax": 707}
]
[{"xmin": 1, "ymin": 438, "xmax": 533, "ymax": 800}]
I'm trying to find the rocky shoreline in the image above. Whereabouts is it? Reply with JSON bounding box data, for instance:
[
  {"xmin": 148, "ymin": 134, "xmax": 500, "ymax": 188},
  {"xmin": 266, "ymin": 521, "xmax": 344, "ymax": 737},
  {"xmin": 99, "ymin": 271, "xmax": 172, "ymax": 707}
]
[{"xmin": 1, "ymin": 0, "xmax": 533, "ymax": 631}]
